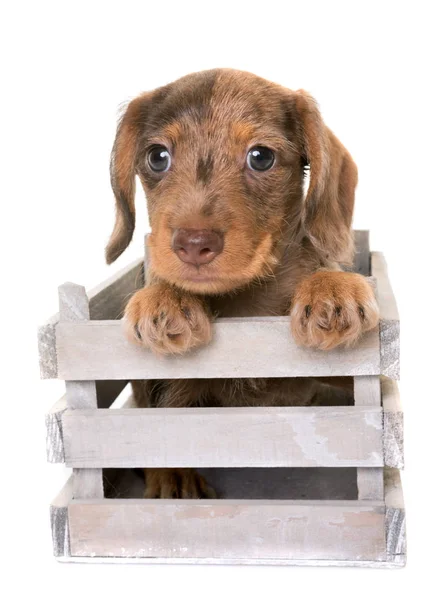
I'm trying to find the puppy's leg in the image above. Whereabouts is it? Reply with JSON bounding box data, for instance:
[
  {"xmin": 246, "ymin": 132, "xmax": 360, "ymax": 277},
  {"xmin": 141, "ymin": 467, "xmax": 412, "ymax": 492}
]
[
  {"xmin": 143, "ymin": 468, "xmax": 216, "ymax": 499},
  {"xmin": 124, "ymin": 282, "xmax": 212, "ymax": 355},
  {"xmin": 133, "ymin": 379, "xmax": 217, "ymax": 499},
  {"xmin": 290, "ymin": 271, "xmax": 379, "ymax": 350}
]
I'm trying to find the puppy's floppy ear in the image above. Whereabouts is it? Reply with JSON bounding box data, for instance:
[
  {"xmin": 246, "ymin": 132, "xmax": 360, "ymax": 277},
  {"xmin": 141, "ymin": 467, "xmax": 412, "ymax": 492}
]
[
  {"xmin": 106, "ymin": 93, "xmax": 152, "ymax": 264},
  {"xmin": 295, "ymin": 90, "xmax": 357, "ymax": 264}
]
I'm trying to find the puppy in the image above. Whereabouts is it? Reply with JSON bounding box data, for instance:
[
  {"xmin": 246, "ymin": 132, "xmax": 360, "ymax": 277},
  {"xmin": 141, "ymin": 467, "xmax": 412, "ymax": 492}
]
[{"xmin": 106, "ymin": 69, "xmax": 379, "ymax": 499}]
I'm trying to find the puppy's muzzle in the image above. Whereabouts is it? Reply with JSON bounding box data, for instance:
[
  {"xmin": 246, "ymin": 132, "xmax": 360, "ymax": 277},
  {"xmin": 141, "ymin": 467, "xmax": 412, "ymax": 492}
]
[{"xmin": 172, "ymin": 229, "xmax": 224, "ymax": 266}]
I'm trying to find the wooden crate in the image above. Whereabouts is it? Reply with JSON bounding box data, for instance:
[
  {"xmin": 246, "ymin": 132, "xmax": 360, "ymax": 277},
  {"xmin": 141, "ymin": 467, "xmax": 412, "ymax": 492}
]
[{"xmin": 40, "ymin": 231, "xmax": 405, "ymax": 567}]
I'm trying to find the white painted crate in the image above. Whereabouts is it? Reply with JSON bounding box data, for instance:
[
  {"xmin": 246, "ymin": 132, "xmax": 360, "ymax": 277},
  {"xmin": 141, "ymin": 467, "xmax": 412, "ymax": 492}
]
[{"xmin": 40, "ymin": 231, "xmax": 405, "ymax": 567}]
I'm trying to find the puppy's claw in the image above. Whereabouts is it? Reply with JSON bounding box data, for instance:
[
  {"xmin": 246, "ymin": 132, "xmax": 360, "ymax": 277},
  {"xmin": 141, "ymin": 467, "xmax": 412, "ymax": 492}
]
[
  {"xmin": 291, "ymin": 271, "xmax": 379, "ymax": 350},
  {"xmin": 124, "ymin": 284, "xmax": 212, "ymax": 355}
]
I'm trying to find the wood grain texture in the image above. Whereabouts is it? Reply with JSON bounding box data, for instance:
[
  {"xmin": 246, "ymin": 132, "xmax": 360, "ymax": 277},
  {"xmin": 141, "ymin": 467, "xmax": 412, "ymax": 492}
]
[
  {"xmin": 385, "ymin": 468, "xmax": 406, "ymax": 563},
  {"xmin": 62, "ymin": 406, "xmax": 383, "ymax": 468},
  {"xmin": 56, "ymin": 318, "xmax": 380, "ymax": 380},
  {"xmin": 68, "ymin": 499, "xmax": 386, "ymax": 561},
  {"xmin": 46, "ymin": 396, "xmax": 67, "ymax": 463},
  {"xmin": 66, "ymin": 380, "xmax": 97, "ymax": 410},
  {"xmin": 38, "ymin": 258, "xmax": 144, "ymax": 379},
  {"xmin": 371, "ymin": 252, "xmax": 400, "ymax": 379},
  {"xmin": 382, "ymin": 378, "xmax": 404, "ymax": 469},
  {"xmin": 38, "ymin": 313, "xmax": 58, "ymax": 379},
  {"xmin": 57, "ymin": 556, "xmax": 404, "ymax": 567},
  {"xmin": 50, "ymin": 476, "xmax": 73, "ymax": 557}
]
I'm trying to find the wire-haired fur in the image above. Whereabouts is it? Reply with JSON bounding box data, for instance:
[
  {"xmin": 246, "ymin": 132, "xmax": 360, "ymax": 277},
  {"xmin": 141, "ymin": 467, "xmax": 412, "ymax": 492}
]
[{"xmin": 106, "ymin": 69, "xmax": 379, "ymax": 498}]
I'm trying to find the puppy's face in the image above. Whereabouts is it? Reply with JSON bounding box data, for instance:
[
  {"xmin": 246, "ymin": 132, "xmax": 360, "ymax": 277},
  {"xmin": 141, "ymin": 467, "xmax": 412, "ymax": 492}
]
[{"xmin": 107, "ymin": 69, "xmax": 356, "ymax": 293}]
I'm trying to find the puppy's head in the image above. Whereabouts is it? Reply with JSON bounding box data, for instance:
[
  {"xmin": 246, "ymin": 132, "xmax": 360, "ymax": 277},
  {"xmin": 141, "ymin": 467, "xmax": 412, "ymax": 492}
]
[{"xmin": 106, "ymin": 69, "xmax": 356, "ymax": 294}]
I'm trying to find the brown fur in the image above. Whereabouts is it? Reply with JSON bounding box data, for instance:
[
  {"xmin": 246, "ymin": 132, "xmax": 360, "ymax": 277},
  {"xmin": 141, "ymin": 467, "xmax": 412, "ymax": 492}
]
[{"xmin": 106, "ymin": 69, "xmax": 379, "ymax": 498}]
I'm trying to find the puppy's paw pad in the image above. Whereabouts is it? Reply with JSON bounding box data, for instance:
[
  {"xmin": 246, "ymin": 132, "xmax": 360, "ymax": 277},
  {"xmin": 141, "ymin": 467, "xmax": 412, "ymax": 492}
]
[
  {"xmin": 291, "ymin": 271, "xmax": 379, "ymax": 350},
  {"xmin": 124, "ymin": 285, "xmax": 212, "ymax": 354},
  {"xmin": 144, "ymin": 469, "xmax": 217, "ymax": 499}
]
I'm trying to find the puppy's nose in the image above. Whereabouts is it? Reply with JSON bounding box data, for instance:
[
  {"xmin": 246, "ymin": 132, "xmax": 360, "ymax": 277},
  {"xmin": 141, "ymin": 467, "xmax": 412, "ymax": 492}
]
[{"xmin": 172, "ymin": 229, "xmax": 224, "ymax": 265}]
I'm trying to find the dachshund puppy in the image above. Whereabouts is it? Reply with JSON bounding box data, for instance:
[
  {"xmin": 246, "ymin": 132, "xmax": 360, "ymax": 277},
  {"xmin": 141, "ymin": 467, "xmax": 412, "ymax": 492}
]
[{"xmin": 106, "ymin": 69, "xmax": 379, "ymax": 499}]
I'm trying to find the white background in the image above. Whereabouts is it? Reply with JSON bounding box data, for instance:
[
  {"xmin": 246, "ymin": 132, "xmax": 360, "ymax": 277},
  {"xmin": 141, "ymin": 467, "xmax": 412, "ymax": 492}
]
[{"xmin": 1, "ymin": 0, "xmax": 445, "ymax": 597}]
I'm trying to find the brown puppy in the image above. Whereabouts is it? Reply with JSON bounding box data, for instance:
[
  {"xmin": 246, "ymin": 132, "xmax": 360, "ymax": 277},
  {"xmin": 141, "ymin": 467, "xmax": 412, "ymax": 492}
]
[{"xmin": 106, "ymin": 69, "xmax": 379, "ymax": 499}]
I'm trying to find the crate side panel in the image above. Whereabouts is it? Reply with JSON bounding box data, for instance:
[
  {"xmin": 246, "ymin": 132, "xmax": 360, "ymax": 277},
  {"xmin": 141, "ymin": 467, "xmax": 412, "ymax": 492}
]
[{"xmin": 68, "ymin": 500, "xmax": 386, "ymax": 561}]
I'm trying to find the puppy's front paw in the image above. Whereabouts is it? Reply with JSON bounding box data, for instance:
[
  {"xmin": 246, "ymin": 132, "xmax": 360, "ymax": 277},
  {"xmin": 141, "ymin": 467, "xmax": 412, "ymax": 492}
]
[
  {"xmin": 291, "ymin": 271, "xmax": 379, "ymax": 350},
  {"xmin": 124, "ymin": 283, "xmax": 212, "ymax": 355},
  {"xmin": 144, "ymin": 468, "xmax": 217, "ymax": 499}
]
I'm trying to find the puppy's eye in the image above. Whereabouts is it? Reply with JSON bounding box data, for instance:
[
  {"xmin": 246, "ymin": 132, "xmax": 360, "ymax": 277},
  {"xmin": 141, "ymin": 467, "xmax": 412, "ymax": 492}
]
[
  {"xmin": 147, "ymin": 146, "xmax": 171, "ymax": 172},
  {"xmin": 247, "ymin": 146, "xmax": 275, "ymax": 171}
]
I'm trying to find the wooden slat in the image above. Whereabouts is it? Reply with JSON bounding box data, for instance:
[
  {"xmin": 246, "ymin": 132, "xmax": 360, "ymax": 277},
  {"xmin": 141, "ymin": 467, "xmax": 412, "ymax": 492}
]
[
  {"xmin": 56, "ymin": 318, "xmax": 380, "ymax": 380},
  {"xmin": 50, "ymin": 476, "xmax": 72, "ymax": 557},
  {"xmin": 62, "ymin": 406, "xmax": 383, "ymax": 468},
  {"xmin": 38, "ymin": 313, "xmax": 59, "ymax": 379},
  {"xmin": 46, "ymin": 396, "xmax": 67, "ymax": 463},
  {"xmin": 66, "ymin": 380, "xmax": 97, "ymax": 410},
  {"xmin": 72, "ymin": 469, "xmax": 103, "ymax": 499},
  {"xmin": 356, "ymin": 467, "xmax": 384, "ymax": 501},
  {"xmin": 385, "ymin": 468, "xmax": 406, "ymax": 563},
  {"xmin": 354, "ymin": 376, "xmax": 384, "ymax": 500},
  {"xmin": 383, "ymin": 377, "xmax": 404, "ymax": 468},
  {"xmin": 68, "ymin": 498, "xmax": 386, "ymax": 561},
  {"xmin": 371, "ymin": 252, "xmax": 400, "ymax": 379},
  {"xmin": 57, "ymin": 556, "xmax": 404, "ymax": 567},
  {"xmin": 354, "ymin": 376, "xmax": 381, "ymax": 407},
  {"xmin": 46, "ymin": 386, "xmax": 404, "ymax": 477},
  {"xmin": 59, "ymin": 283, "xmax": 104, "ymax": 500},
  {"xmin": 38, "ymin": 258, "xmax": 144, "ymax": 379}
]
